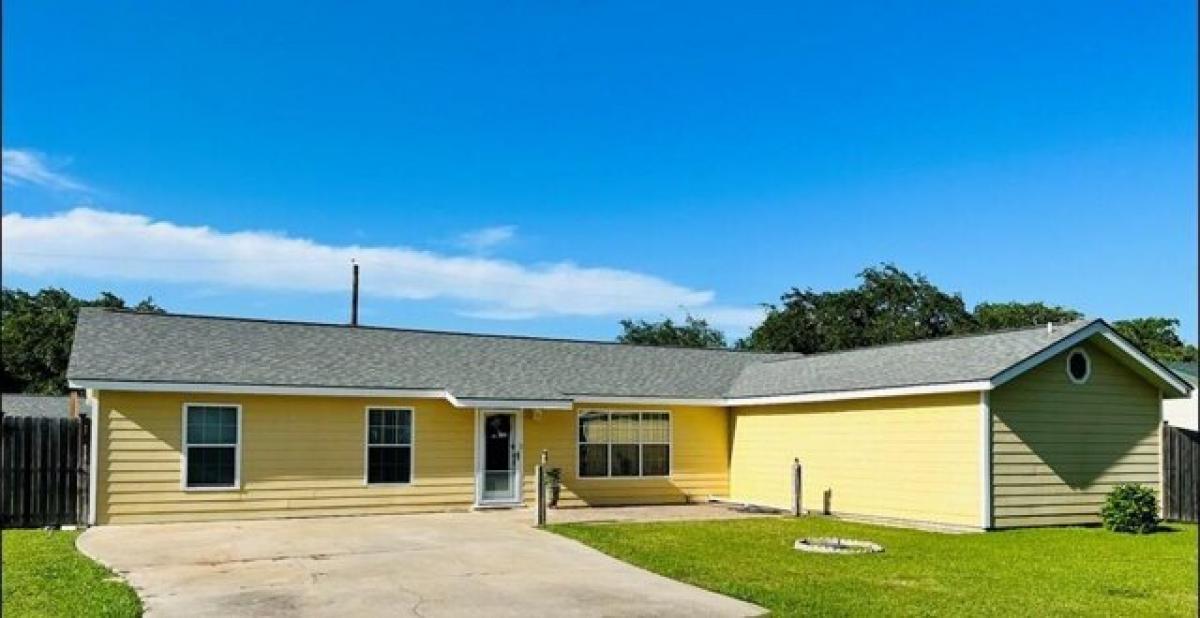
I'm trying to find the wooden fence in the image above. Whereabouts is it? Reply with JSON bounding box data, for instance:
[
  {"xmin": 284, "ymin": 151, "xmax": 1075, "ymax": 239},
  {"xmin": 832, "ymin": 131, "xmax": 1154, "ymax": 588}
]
[
  {"xmin": 1162, "ymin": 423, "xmax": 1199, "ymax": 523},
  {"xmin": 1, "ymin": 415, "xmax": 90, "ymax": 528}
]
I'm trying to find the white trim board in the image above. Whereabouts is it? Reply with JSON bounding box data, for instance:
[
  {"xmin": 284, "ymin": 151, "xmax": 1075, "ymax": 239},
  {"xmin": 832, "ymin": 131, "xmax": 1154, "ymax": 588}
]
[
  {"xmin": 979, "ymin": 391, "xmax": 993, "ymax": 530},
  {"xmin": 66, "ymin": 380, "xmax": 574, "ymax": 410},
  {"xmin": 87, "ymin": 391, "xmax": 99, "ymax": 526},
  {"xmin": 456, "ymin": 398, "xmax": 572, "ymax": 410},
  {"xmin": 722, "ymin": 381, "xmax": 993, "ymax": 407}
]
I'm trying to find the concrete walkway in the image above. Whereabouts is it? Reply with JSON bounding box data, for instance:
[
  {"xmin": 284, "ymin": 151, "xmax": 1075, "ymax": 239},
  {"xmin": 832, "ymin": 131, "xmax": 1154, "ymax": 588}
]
[
  {"xmin": 79, "ymin": 511, "xmax": 765, "ymax": 617},
  {"xmin": 538, "ymin": 502, "xmax": 783, "ymax": 524}
]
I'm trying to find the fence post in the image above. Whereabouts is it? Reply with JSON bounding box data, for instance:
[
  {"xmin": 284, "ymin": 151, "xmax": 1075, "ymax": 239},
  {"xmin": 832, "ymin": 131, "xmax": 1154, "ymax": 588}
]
[
  {"xmin": 791, "ymin": 458, "xmax": 802, "ymax": 516},
  {"xmin": 1161, "ymin": 421, "xmax": 1169, "ymax": 521},
  {"xmin": 535, "ymin": 450, "xmax": 548, "ymax": 527}
]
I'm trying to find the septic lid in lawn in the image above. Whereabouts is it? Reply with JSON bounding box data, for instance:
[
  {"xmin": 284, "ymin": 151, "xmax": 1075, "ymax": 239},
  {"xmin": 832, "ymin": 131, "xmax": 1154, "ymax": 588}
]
[{"xmin": 794, "ymin": 537, "xmax": 883, "ymax": 555}]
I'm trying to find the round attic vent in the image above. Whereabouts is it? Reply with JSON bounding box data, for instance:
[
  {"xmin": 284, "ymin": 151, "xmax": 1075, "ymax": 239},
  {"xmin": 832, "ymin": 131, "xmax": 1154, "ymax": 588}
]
[{"xmin": 1067, "ymin": 348, "xmax": 1091, "ymax": 384}]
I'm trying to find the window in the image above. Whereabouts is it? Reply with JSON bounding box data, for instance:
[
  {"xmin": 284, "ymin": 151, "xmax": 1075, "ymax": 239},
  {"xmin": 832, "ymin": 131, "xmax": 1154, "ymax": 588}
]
[
  {"xmin": 578, "ymin": 411, "xmax": 670, "ymax": 478},
  {"xmin": 367, "ymin": 408, "xmax": 413, "ymax": 484},
  {"xmin": 1067, "ymin": 348, "xmax": 1091, "ymax": 384},
  {"xmin": 184, "ymin": 404, "xmax": 239, "ymax": 489}
]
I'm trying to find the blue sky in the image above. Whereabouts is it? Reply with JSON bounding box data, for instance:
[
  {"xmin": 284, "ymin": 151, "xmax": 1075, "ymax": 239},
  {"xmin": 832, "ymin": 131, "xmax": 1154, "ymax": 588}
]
[{"xmin": 3, "ymin": 2, "xmax": 1197, "ymax": 341}]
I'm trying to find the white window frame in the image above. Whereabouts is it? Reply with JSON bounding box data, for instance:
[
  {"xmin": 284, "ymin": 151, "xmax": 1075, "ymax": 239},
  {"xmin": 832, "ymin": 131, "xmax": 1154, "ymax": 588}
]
[
  {"xmin": 181, "ymin": 403, "xmax": 242, "ymax": 491},
  {"xmin": 576, "ymin": 409, "xmax": 672, "ymax": 480},
  {"xmin": 364, "ymin": 406, "xmax": 415, "ymax": 486},
  {"xmin": 1066, "ymin": 347, "xmax": 1092, "ymax": 384}
]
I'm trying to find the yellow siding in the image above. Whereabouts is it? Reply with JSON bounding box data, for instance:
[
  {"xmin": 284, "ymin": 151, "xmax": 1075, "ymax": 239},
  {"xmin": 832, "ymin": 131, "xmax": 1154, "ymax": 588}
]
[
  {"xmin": 96, "ymin": 392, "xmax": 475, "ymax": 524},
  {"xmin": 522, "ymin": 404, "xmax": 730, "ymax": 506},
  {"xmin": 991, "ymin": 342, "xmax": 1160, "ymax": 528},
  {"xmin": 97, "ymin": 393, "xmax": 730, "ymax": 523},
  {"xmin": 730, "ymin": 393, "xmax": 981, "ymax": 527}
]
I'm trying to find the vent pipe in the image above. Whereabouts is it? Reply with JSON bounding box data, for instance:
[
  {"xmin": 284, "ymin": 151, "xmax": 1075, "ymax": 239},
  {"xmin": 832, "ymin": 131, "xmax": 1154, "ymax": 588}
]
[{"xmin": 350, "ymin": 259, "xmax": 360, "ymax": 326}]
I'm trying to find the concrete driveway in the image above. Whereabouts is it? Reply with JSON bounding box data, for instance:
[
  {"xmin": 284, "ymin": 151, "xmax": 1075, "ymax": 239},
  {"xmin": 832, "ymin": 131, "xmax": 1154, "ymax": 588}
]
[{"xmin": 78, "ymin": 511, "xmax": 764, "ymax": 617}]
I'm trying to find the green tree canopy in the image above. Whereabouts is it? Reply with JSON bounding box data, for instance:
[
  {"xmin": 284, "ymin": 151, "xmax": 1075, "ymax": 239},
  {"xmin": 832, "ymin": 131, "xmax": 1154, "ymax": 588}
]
[
  {"xmin": 1, "ymin": 287, "xmax": 165, "ymax": 394},
  {"xmin": 616, "ymin": 314, "xmax": 727, "ymax": 348},
  {"xmin": 973, "ymin": 301, "xmax": 1083, "ymax": 331},
  {"xmin": 1112, "ymin": 317, "xmax": 1198, "ymax": 363},
  {"xmin": 738, "ymin": 264, "xmax": 975, "ymax": 353}
]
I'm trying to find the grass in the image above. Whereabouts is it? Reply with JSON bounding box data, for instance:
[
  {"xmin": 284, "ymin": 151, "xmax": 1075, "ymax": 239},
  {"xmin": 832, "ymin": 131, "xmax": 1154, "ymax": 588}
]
[
  {"xmin": 2, "ymin": 529, "xmax": 142, "ymax": 617},
  {"xmin": 550, "ymin": 517, "xmax": 1198, "ymax": 617}
]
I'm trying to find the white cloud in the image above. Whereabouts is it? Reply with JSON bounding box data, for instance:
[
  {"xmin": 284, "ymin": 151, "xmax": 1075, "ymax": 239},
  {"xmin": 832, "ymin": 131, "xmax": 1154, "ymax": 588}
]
[
  {"xmin": 2, "ymin": 149, "xmax": 89, "ymax": 192},
  {"xmin": 698, "ymin": 305, "xmax": 769, "ymax": 331},
  {"xmin": 457, "ymin": 225, "xmax": 517, "ymax": 253},
  {"xmin": 2, "ymin": 208, "xmax": 727, "ymax": 319}
]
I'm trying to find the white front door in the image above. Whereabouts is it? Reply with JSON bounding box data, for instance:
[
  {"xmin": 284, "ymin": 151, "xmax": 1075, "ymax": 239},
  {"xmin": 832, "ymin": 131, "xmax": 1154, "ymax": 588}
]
[{"xmin": 476, "ymin": 409, "xmax": 522, "ymax": 505}]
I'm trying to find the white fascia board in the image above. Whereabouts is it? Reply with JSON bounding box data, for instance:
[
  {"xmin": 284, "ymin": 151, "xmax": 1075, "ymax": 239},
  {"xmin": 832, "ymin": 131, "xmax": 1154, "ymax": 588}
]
[
  {"xmin": 455, "ymin": 398, "xmax": 574, "ymax": 410},
  {"xmin": 68, "ymin": 380, "xmax": 452, "ymax": 401},
  {"xmin": 722, "ymin": 381, "xmax": 993, "ymax": 407},
  {"xmin": 70, "ymin": 380, "xmax": 996, "ymax": 410},
  {"xmin": 67, "ymin": 380, "xmax": 577, "ymax": 410},
  {"xmin": 570, "ymin": 395, "xmax": 729, "ymax": 406},
  {"xmin": 989, "ymin": 321, "xmax": 1191, "ymax": 396},
  {"xmin": 1097, "ymin": 331, "xmax": 1192, "ymax": 396}
]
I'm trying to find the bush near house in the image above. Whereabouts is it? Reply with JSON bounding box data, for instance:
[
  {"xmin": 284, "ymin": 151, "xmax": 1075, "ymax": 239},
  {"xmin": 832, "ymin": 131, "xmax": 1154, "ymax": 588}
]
[{"xmin": 1101, "ymin": 483, "xmax": 1160, "ymax": 534}]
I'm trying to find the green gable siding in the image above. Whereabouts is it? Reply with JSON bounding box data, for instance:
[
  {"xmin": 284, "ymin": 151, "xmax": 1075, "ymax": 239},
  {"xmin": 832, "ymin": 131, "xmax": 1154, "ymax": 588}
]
[{"xmin": 990, "ymin": 340, "xmax": 1160, "ymax": 528}]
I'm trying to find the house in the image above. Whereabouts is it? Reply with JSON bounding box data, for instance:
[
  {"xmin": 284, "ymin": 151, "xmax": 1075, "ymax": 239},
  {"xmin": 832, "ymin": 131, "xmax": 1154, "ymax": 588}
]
[
  {"xmin": 1163, "ymin": 361, "xmax": 1198, "ymax": 431},
  {"xmin": 67, "ymin": 308, "xmax": 1191, "ymax": 530}
]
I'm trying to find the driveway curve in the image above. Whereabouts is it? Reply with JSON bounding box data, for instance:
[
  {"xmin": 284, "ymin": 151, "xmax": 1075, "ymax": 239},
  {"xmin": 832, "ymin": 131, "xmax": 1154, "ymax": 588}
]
[{"xmin": 79, "ymin": 511, "xmax": 763, "ymax": 617}]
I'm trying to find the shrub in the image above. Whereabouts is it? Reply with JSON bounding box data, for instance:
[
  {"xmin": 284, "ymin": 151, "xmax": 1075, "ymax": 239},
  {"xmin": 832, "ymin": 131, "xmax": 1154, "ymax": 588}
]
[{"xmin": 1100, "ymin": 484, "xmax": 1159, "ymax": 533}]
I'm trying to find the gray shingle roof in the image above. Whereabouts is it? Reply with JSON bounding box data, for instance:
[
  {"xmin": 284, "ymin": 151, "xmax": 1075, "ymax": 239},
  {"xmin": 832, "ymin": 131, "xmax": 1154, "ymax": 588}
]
[
  {"xmin": 67, "ymin": 308, "xmax": 1097, "ymax": 401},
  {"xmin": 68, "ymin": 309, "xmax": 778, "ymax": 400},
  {"xmin": 726, "ymin": 320, "xmax": 1091, "ymax": 397},
  {"xmin": 1, "ymin": 394, "xmax": 72, "ymax": 418}
]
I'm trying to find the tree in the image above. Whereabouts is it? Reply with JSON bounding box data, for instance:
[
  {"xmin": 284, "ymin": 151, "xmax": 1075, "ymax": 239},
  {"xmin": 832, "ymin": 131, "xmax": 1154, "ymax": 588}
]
[
  {"xmin": 617, "ymin": 314, "xmax": 727, "ymax": 348},
  {"xmin": 739, "ymin": 264, "xmax": 976, "ymax": 353},
  {"xmin": 973, "ymin": 302, "xmax": 1083, "ymax": 330},
  {"xmin": 1112, "ymin": 317, "xmax": 1198, "ymax": 363},
  {"xmin": 1, "ymin": 287, "xmax": 165, "ymax": 394}
]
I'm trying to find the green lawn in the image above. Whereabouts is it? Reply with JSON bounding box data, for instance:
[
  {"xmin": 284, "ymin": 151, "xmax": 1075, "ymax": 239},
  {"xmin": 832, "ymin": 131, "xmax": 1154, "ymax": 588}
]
[
  {"xmin": 2, "ymin": 529, "xmax": 142, "ymax": 617},
  {"xmin": 550, "ymin": 517, "xmax": 1198, "ymax": 617}
]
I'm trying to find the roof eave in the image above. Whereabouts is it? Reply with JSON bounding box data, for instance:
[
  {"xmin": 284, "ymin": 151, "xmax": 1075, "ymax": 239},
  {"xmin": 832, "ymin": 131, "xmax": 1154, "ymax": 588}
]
[{"xmin": 68, "ymin": 379, "xmax": 577, "ymax": 409}]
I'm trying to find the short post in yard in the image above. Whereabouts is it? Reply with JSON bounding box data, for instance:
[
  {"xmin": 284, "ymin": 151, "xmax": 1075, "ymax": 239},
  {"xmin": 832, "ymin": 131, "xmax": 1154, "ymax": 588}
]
[
  {"xmin": 791, "ymin": 458, "xmax": 803, "ymax": 516},
  {"xmin": 535, "ymin": 449, "xmax": 549, "ymax": 527}
]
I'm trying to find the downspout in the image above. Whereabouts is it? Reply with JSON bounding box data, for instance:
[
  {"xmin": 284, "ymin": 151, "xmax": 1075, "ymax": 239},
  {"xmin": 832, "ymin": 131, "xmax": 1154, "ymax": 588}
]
[{"xmin": 979, "ymin": 391, "xmax": 993, "ymax": 530}]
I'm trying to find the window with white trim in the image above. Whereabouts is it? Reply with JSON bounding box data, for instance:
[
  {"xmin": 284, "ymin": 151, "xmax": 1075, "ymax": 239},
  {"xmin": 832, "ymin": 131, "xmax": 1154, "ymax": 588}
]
[
  {"xmin": 184, "ymin": 405, "xmax": 239, "ymax": 489},
  {"xmin": 367, "ymin": 408, "xmax": 413, "ymax": 484},
  {"xmin": 578, "ymin": 411, "xmax": 670, "ymax": 478}
]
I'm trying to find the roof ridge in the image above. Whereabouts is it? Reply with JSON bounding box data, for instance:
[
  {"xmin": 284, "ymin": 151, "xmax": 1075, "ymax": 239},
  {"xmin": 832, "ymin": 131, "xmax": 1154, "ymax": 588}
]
[
  {"xmin": 748, "ymin": 318, "xmax": 1094, "ymax": 366},
  {"xmin": 80, "ymin": 307, "xmax": 787, "ymax": 356}
]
